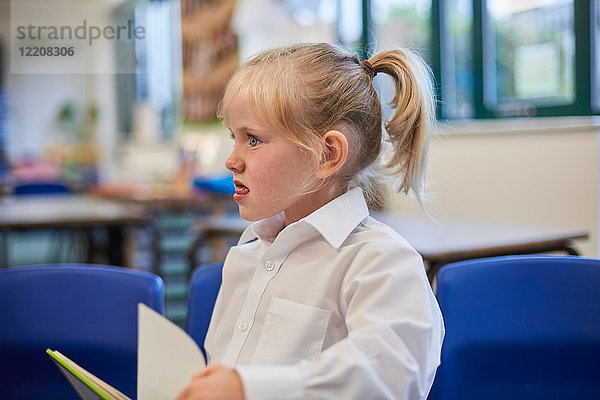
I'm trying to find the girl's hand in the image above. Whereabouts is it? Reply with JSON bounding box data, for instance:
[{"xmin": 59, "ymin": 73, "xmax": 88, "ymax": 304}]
[{"xmin": 175, "ymin": 364, "xmax": 245, "ymax": 400}]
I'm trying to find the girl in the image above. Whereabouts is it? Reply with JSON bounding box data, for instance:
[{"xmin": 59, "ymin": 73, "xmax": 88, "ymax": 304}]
[{"xmin": 177, "ymin": 43, "xmax": 444, "ymax": 400}]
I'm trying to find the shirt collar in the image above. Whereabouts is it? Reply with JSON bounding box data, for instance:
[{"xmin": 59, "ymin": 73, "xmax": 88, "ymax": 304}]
[{"xmin": 238, "ymin": 187, "xmax": 369, "ymax": 249}]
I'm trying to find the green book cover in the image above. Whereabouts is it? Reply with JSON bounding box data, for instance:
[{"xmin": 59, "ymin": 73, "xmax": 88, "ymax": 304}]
[{"xmin": 47, "ymin": 349, "xmax": 130, "ymax": 400}]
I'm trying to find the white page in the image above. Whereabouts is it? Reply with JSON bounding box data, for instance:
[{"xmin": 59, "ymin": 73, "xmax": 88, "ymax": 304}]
[{"xmin": 137, "ymin": 303, "xmax": 206, "ymax": 400}]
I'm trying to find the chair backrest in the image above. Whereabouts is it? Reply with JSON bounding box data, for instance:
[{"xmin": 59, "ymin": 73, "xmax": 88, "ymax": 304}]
[
  {"xmin": 428, "ymin": 255, "xmax": 600, "ymax": 400},
  {"xmin": 0, "ymin": 264, "xmax": 165, "ymax": 400},
  {"xmin": 14, "ymin": 181, "xmax": 70, "ymax": 195},
  {"xmin": 186, "ymin": 262, "xmax": 223, "ymax": 359}
]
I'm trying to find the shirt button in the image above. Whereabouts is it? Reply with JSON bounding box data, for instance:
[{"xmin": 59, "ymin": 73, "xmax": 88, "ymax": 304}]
[
  {"xmin": 265, "ymin": 260, "xmax": 275, "ymax": 271},
  {"xmin": 239, "ymin": 321, "xmax": 249, "ymax": 332}
]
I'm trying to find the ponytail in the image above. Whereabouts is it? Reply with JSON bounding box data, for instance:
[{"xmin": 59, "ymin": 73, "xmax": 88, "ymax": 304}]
[{"xmin": 368, "ymin": 49, "xmax": 436, "ymax": 207}]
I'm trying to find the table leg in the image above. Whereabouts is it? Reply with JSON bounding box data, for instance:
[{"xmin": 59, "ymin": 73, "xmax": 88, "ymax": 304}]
[
  {"xmin": 561, "ymin": 244, "xmax": 580, "ymax": 256},
  {"xmin": 0, "ymin": 230, "xmax": 8, "ymax": 268},
  {"xmin": 107, "ymin": 225, "xmax": 124, "ymax": 266},
  {"xmin": 426, "ymin": 261, "xmax": 445, "ymax": 284},
  {"xmin": 85, "ymin": 227, "xmax": 96, "ymax": 264}
]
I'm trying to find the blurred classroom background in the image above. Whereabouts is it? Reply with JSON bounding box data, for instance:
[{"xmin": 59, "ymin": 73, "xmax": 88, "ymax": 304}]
[{"xmin": 0, "ymin": 0, "xmax": 597, "ymax": 323}]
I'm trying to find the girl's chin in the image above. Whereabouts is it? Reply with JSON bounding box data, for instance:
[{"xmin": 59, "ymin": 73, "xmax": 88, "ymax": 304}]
[
  {"xmin": 237, "ymin": 206, "xmax": 262, "ymax": 222},
  {"xmin": 238, "ymin": 205, "xmax": 282, "ymax": 222}
]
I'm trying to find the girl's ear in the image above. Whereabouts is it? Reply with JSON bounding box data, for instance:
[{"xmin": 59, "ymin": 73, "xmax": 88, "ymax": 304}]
[{"xmin": 316, "ymin": 130, "xmax": 349, "ymax": 178}]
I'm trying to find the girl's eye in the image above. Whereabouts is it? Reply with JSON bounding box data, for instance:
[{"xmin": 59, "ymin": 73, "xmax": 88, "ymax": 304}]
[{"xmin": 249, "ymin": 136, "xmax": 261, "ymax": 147}]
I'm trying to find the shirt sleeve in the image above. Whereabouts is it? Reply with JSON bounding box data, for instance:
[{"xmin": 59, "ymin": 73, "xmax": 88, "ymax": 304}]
[{"xmin": 235, "ymin": 242, "xmax": 445, "ymax": 400}]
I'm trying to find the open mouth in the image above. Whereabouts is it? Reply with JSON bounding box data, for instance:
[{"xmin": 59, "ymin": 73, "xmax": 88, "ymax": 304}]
[{"xmin": 233, "ymin": 180, "xmax": 249, "ymax": 201}]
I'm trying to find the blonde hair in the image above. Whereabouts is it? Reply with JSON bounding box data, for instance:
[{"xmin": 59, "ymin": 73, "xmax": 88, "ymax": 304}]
[{"xmin": 218, "ymin": 43, "xmax": 436, "ymax": 210}]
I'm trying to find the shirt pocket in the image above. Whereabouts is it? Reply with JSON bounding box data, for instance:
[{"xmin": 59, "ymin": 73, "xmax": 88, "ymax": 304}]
[{"xmin": 251, "ymin": 296, "xmax": 331, "ymax": 365}]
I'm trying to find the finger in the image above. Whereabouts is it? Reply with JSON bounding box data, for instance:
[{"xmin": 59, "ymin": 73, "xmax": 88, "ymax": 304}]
[
  {"xmin": 193, "ymin": 363, "xmax": 224, "ymax": 379},
  {"xmin": 175, "ymin": 387, "xmax": 188, "ymax": 400},
  {"xmin": 192, "ymin": 368, "xmax": 212, "ymax": 379}
]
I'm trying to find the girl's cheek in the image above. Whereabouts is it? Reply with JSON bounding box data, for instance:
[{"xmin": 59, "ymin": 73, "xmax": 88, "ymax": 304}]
[{"xmin": 252, "ymin": 168, "xmax": 272, "ymax": 187}]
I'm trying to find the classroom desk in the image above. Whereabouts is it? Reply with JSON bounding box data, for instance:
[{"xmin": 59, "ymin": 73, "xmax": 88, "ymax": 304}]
[
  {"xmin": 0, "ymin": 195, "xmax": 148, "ymax": 267},
  {"xmin": 192, "ymin": 213, "xmax": 589, "ymax": 283},
  {"xmin": 373, "ymin": 214, "xmax": 588, "ymax": 282}
]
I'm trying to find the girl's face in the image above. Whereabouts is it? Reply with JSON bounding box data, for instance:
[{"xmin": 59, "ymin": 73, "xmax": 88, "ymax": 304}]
[{"xmin": 224, "ymin": 97, "xmax": 318, "ymax": 225}]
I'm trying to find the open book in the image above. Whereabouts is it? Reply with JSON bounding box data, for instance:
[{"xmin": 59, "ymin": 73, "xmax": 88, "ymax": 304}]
[{"xmin": 47, "ymin": 303, "xmax": 206, "ymax": 400}]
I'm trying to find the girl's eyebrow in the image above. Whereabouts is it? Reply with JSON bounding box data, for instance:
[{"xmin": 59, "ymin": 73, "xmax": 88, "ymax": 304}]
[
  {"xmin": 231, "ymin": 125, "xmax": 267, "ymax": 137},
  {"xmin": 245, "ymin": 123, "xmax": 271, "ymax": 135}
]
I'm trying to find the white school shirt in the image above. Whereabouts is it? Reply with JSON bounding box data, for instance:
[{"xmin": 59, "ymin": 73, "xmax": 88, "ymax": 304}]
[{"xmin": 204, "ymin": 188, "xmax": 444, "ymax": 400}]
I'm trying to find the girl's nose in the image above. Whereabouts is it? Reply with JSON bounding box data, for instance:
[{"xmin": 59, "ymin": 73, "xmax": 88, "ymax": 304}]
[{"xmin": 225, "ymin": 150, "xmax": 244, "ymax": 173}]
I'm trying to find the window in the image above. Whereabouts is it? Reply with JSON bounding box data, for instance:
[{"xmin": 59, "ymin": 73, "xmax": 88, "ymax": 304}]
[
  {"xmin": 437, "ymin": 0, "xmax": 474, "ymax": 118},
  {"xmin": 371, "ymin": 0, "xmax": 432, "ymax": 60},
  {"xmin": 114, "ymin": 0, "xmax": 182, "ymax": 137},
  {"xmin": 459, "ymin": 0, "xmax": 594, "ymax": 118},
  {"xmin": 482, "ymin": 0, "xmax": 576, "ymax": 117},
  {"xmin": 360, "ymin": 0, "xmax": 598, "ymax": 119}
]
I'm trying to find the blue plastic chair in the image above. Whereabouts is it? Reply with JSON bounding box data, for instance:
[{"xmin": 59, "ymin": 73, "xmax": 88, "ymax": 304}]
[
  {"xmin": 186, "ymin": 262, "xmax": 223, "ymax": 360},
  {"xmin": 0, "ymin": 264, "xmax": 165, "ymax": 400},
  {"xmin": 13, "ymin": 181, "xmax": 70, "ymax": 195},
  {"xmin": 428, "ymin": 255, "xmax": 600, "ymax": 400}
]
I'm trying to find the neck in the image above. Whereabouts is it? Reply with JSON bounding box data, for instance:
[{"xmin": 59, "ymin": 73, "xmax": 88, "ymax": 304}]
[{"xmin": 283, "ymin": 184, "xmax": 343, "ymax": 226}]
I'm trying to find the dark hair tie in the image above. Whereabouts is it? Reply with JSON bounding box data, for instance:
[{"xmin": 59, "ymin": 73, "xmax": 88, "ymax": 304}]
[{"xmin": 361, "ymin": 59, "xmax": 376, "ymax": 78}]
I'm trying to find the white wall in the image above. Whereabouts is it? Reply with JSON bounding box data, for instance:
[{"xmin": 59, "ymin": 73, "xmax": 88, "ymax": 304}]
[{"xmin": 391, "ymin": 117, "xmax": 599, "ymax": 257}]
